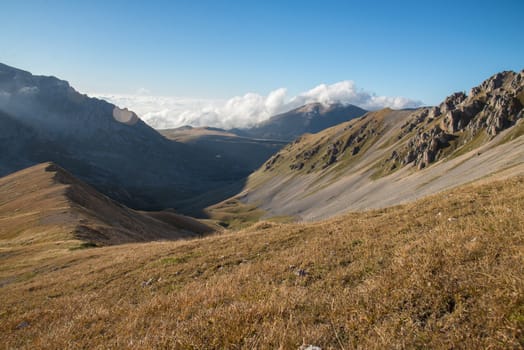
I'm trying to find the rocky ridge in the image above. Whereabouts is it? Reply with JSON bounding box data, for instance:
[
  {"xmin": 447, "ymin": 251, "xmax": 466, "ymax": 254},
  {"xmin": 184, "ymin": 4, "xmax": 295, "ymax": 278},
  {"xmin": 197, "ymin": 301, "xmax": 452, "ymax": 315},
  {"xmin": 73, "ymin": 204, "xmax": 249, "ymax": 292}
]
[
  {"xmin": 265, "ymin": 71, "xmax": 524, "ymax": 175},
  {"xmin": 385, "ymin": 70, "xmax": 524, "ymax": 170},
  {"xmin": 234, "ymin": 70, "xmax": 524, "ymax": 221},
  {"xmin": 263, "ymin": 108, "xmax": 391, "ymax": 173}
]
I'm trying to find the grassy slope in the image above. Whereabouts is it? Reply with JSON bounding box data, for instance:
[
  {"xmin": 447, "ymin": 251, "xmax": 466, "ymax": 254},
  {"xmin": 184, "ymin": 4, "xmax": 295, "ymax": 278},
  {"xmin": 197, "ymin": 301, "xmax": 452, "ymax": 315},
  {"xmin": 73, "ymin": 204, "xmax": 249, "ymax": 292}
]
[
  {"xmin": 1, "ymin": 175, "xmax": 522, "ymax": 349},
  {"xmin": 234, "ymin": 105, "xmax": 524, "ymax": 221},
  {"xmin": 0, "ymin": 162, "xmax": 214, "ymax": 247}
]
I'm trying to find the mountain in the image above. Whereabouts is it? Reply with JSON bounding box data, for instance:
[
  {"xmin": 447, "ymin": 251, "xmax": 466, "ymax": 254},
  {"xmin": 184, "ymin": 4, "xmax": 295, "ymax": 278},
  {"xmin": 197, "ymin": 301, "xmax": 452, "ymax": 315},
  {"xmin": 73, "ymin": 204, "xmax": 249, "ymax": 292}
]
[
  {"xmin": 218, "ymin": 70, "xmax": 524, "ymax": 222},
  {"xmin": 160, "ymin": 126, "xmax": 287, "ymax": 172},
  {"xmin": 1, "ymin": 65, "xmax": 522, "ymax": 348},
  {"xmin": 0, "ymin": 63, "xmax": 248, "ymax": 211},
  {"xmin": 156, "ymin": 126, "xmax": 288, "ymax": 214},
  {"xmin": 0, "ymin": 109, "xmax": 73, "ymax": 174},
  {"xmin": 0, "ymin": 162, "xmax": 213, "ymax": 246},
  {"xmin": 1, "ymin": 174, "xmax": 522, "ymax": 348},
  {"xmin": 231, "ymin": 102, "xmax": 367, "ymax": 141}
]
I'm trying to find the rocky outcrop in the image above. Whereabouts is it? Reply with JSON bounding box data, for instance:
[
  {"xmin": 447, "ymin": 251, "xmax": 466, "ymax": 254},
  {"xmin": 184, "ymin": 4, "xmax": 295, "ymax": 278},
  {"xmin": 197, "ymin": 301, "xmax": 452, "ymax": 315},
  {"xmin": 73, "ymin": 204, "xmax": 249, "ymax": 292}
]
[
  {"xmin": 261, "ymin": 70, "xmax": 523, "ymax": 178},
  {"xmin": 388, "ymin": 70, "xmax": 524, "ymax": 170},
  {"xmin": 322, "ymin": 140, "xmax": 342, "ymax": 168},
  {"xmin": 265, "ymin": 116, "xmax": 385, "ymax": 173},
  {"xmin": 442, "ymin": 71, "xmax": 524, "ymax": 136},
  {"xmin": 400, "ymin": 125, "xmax": 452, "ymax": 169},
  {"xmin": 264, "ymin": 153, "xmax": 281, "ymax": 171}
]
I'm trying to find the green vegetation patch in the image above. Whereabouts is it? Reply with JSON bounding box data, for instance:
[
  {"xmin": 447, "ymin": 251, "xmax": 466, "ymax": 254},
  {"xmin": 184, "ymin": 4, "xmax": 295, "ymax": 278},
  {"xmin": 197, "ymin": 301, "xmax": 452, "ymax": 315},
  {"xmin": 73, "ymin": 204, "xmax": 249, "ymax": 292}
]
[
  {"xmin": 69, "ymin": 242, "xmax": 99, "ymax": 251},
  {"xmin": 205, "ymin": 199, "xmax": 266, "ymax": 229},
  {"xmin": 497, "ymin": 119, "xmax": 524, "ymax": 145},
  {"xmin": 447, "ymin": 130, "xmax": 489, "ymax": 159},
  {"xmin": 160, "ymin": 255, "xmax": 190, "ymax": 265}
]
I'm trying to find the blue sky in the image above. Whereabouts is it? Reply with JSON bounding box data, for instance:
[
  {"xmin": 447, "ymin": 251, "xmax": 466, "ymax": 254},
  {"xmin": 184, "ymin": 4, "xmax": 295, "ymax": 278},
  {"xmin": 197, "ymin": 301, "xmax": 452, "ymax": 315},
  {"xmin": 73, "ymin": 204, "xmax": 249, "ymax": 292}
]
[{"xmin": 1, "ymin": 0, "xmax": 523, "ymax": 128}]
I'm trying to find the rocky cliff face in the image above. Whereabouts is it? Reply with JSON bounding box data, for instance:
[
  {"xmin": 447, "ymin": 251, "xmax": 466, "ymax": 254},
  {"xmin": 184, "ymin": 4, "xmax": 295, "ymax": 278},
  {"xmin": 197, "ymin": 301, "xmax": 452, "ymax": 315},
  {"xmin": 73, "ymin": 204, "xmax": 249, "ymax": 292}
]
[{"xmin": 385, "ymin": 70, "xmax": 524, "ymax": 170}]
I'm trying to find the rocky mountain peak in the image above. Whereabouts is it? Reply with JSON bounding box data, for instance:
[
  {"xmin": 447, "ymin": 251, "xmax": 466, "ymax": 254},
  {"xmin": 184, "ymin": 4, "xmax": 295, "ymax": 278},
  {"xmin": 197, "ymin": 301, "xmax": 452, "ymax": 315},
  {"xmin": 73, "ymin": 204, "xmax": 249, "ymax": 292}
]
[{"xmin": 385, "ymin": 70, "xmax": 524, "ymax": 170}]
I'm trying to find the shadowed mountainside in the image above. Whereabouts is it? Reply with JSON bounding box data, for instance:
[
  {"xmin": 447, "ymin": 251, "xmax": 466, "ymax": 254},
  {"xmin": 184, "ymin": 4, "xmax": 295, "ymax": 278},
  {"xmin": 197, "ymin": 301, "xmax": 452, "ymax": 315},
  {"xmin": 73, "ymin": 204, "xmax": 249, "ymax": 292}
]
[
  {"xmin": 0, "ymin": 63, "xmax": 248, "ymax": 212},
  {"xmin": 160, "ymin": 126, "xmax": 287, "ymax": 173}
]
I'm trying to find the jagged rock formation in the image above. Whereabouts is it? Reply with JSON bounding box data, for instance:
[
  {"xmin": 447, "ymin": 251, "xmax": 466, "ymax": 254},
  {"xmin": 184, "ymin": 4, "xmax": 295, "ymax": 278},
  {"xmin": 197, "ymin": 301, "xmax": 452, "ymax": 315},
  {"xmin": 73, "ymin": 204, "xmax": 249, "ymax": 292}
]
[{"xmin": 386, "ymin": 70, "xmax": 524, "ymax": 170}]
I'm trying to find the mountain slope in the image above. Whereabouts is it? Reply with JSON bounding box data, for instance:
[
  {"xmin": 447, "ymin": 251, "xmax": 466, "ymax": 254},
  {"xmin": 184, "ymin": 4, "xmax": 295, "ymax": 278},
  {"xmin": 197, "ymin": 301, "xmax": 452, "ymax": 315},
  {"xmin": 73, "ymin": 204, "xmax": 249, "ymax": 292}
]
[
  {"xmin": 1, "ymin": 175, "xmax": 522, "ymax": 348},
  {"xmin": 0, "ymin": 109, "xmax": 74, "ymax": 175},
  {"xmin": 0, "ymin": 162, "xmax": 213, "ymax": 246},
  {"xmin": 0, "ymin": 63, "xmax": 246, "ymax": 211},
  {"xmin": 225, "ymin": 70, "xmax": 524, "ymax": 221},
  {"xmin": 232, "ymin": 102, "xmax": 367, "ymax": 141},
  {"xmin": 160, "ymin": 126, "xmax": 287, "ymax": 173}
]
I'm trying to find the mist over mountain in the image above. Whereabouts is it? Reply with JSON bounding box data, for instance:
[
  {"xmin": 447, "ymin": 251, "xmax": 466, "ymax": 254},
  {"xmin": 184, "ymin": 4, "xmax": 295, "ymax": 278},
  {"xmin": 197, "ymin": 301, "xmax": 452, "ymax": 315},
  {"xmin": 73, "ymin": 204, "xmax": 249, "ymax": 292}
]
[
  {"xmin": 0, "ymin": 63, "xmax": 248, "ymax": 211},
  {"xmin": 94, "ymin": 80, "xmax": 422, "ymax": 130},
  {"xmin": 231, "ymin": 102, "xmax": 367, "ymax": 141}
]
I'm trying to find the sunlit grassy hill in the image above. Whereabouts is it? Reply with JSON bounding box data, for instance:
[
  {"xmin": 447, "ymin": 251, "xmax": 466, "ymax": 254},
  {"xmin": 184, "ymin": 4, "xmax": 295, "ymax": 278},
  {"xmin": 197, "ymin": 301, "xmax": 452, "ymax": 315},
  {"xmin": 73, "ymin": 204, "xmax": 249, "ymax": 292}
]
[
  {"xmin": 0, "ymin": 162, "xmax": 213, "ymax": 249},
  {"xmin": 1, "ymin": 173, "xmax": 522, "ymax": 349}
]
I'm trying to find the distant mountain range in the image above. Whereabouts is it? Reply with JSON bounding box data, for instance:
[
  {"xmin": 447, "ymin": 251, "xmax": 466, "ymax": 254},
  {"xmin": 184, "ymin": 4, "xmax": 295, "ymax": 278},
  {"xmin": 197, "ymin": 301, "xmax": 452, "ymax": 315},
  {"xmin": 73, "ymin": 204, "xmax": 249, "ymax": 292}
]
[
  {"xmin": 231, "ymin": 102, "xmax": 367, "ymax": 141},
  {"xmin": 1, "ymin": 62, "xmax": 522, "ymax": 223},
  {"xmin": 159, "ymin": 126, "xmax": 287, "ymax": 173}
]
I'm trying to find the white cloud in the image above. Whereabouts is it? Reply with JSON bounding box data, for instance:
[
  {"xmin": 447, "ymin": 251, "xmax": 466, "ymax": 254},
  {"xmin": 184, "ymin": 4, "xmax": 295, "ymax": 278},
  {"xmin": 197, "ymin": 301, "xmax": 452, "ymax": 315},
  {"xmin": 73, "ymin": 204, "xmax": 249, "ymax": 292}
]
[
  {"xmin": 0, "ymin": 91, "xmax": 11, "ymax": 104},
  {"xmin": 91, "ymin": 81, "xmax": 422, "ymax": 130},
  {"xmin": 135, "ymin": 87, "xmax": 151, "ymax": 95},
  {"xmin": 18, "ymin": 86, "xmax": 39, "ymax": 95}
]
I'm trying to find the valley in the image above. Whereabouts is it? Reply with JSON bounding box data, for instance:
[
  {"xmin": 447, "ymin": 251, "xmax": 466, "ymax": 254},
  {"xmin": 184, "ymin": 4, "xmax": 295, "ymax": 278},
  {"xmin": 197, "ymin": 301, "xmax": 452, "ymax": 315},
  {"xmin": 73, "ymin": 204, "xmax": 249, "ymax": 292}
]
[
  {"xmin": 2, "ymin": 1, "xmax": 523, "ymax": 348},
  {"xmin": 0, "ymin": 63, "xmax": 522, "ymax": 349},
  {"xmin": 0, "ymin": 174, "xmax": 522, "ymax": 348}
]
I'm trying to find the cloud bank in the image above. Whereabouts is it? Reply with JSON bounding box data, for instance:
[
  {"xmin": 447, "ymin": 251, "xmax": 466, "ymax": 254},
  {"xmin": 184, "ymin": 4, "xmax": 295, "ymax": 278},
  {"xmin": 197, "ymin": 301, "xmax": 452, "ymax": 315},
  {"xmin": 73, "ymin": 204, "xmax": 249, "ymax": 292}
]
[{"xmin": 92, "ymin": 81, "xmax": 422, "ymax": 130}]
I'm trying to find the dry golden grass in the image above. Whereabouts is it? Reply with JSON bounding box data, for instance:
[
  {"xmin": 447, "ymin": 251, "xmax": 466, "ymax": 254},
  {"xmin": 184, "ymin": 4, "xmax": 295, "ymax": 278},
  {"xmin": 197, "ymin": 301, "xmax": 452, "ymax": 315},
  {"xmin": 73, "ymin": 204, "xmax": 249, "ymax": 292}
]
[
  {"xmin": 0, "ymin": 162, "xmax": 212, "ymax": 248},
  {"xmin": 160, "ymin": 127, "xmax": 238, "ymax": 143},
  {"xmin": 204, "ymin": 198, "xmax": 267, "ymax": 229},
  {"xmin": 1, "ymin": 176, "xmax": 523, "ymax": 349}
]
